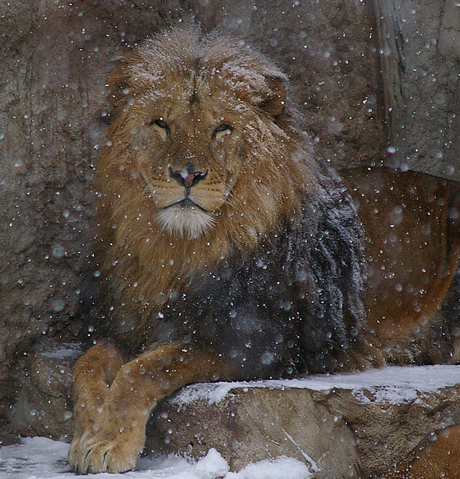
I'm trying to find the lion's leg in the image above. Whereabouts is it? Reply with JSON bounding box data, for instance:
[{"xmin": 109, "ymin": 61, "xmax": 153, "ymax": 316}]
[
  {"xmin": 71, "ymin": 341, "xmax": 232, "ymax": 474},
  {"xmin": 382, "ymin": 424, "xmax": 460, "ymax": 478},
  {"xmin": 68, "ymin": 343, "xmax": 124, "ymax": 468}
]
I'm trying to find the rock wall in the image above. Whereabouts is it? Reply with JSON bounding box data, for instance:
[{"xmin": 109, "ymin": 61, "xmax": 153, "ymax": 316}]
[{"xmin": 374, "ymin": 0, "xmax": 460, "ymax": 177}]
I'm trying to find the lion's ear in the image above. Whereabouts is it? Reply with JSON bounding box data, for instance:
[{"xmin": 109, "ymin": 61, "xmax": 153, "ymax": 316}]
[
  {"xmin": 106, "ymin": 60, "xmax": 133, "ymax": 109},
  {"xmin": 261, "ymin": 76, "xmax": 287, "ymax": 117}
]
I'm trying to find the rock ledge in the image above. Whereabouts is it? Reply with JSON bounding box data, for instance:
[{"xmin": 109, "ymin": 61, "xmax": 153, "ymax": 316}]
[{"xmin": 9, "ymin": 341, "xmax": 460, "ymax": 478}]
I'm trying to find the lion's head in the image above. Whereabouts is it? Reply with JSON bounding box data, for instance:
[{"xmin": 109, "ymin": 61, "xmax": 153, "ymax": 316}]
[{"xmin": 98, "ymin": 28, "xmax": 317, "ymax": 247}]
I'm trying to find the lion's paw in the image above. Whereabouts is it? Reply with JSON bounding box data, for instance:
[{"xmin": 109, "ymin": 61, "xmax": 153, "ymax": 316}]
[
  {"xmin": 68, "ymin": 430, "xmax": 91, "ymax": 470},
  {"xmin": 69, "ymin": 428, "xmax": 145, "ymax": 474},
  {"xmin": 74, "ymin": 439, "xmax": 138, "ymax": 473}
]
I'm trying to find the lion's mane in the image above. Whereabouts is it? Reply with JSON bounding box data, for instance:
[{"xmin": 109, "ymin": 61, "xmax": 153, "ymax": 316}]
[{"xmin": 91, "ymin": 27, "xmax": 366, "ymax": 377}]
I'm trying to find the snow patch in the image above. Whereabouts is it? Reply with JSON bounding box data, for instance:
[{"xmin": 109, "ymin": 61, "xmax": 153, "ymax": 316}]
[
  {"xmin": 173, "ymin": 365, "xmax": 460, "ymax": 406},
  {"xmin": 39, "ymin": 343, "xmax": 84, "ymax": 360},
  {"xmin": 226, "ymin": 456, "xmax": 311, "ymax": 479},
  {"xmin": 0, "ymin": 438, "xmax": 309, "ymax": 479}
]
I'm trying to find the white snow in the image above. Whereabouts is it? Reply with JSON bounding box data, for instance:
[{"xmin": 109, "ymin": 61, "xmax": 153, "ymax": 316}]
[
  {"xmin": 2, "ymin": 365, "xmax": 460, "ymax": 479},
  {"xmin": 38, "ymin": 343, "xmax": 83, "ymax": 360},
  {"xmin": 174, "ymin": 364, "xmax": 460, "ymax": 406},
  {"xmin": 0, "ymin": 437, "xmax": 310, "ymax": 479}
]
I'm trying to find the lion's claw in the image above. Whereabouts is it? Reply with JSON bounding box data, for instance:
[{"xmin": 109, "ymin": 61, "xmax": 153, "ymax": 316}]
[{"xmin": 69, "ymin": 428, "xmax": 144, "ymax": 474}]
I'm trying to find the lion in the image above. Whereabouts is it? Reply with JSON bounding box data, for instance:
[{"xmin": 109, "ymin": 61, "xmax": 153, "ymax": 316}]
[{"xmin": 68, "ymin": 26, "xmax": 460, "ymax": 476}]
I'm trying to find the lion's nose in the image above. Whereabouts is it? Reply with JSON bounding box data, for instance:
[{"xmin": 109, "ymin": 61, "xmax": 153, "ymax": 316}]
[{"xmin": 168, "ymin": 162, "xmax": 208, "ymax": 188}]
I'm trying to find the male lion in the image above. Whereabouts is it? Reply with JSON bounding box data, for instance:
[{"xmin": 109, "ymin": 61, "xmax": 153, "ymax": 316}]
[{"xmin": 69, "ymin": 27, "xmax": 460, "ymax": 476}]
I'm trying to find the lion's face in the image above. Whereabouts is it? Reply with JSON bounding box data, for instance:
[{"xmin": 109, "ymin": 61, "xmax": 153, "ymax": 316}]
[
  {"xmin": 101, "ymin": 29, "xmax": 316, "ymax": 252},
  {"xmin": 119, "ymin": 78, "xmax": 250, "ymax": 238}
]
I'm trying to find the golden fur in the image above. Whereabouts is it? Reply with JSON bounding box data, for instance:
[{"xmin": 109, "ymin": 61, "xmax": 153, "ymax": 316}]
[
  {"xmin": 69, "ymin": 27, "xmax": 460, "ymax": 475},
  {"xmin": 382, "ymin": 423, "xmax": 460, "ymax": 478},
  {"xmin": 94, "ymin": 28, "xmax": 316, "ymax": 341},
  {"xmin": 342, "ymin": 167, "xmax": 460, "ymax": 363}
]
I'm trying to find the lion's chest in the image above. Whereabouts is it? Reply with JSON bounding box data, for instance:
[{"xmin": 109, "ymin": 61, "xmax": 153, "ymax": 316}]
[{"xmin": 148, "ymin": 228, "xmax": 335, "ymax": 378}]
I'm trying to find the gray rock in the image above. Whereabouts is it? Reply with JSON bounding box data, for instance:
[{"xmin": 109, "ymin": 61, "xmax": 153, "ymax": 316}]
[{"xmin": 148, "ymin": 386, "xmax": 362, "ymax": 478}]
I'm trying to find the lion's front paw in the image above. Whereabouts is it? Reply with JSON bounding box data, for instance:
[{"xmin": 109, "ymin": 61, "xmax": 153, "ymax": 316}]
[
  {"xmin": 68, "ymin": 429, "xmax": 91, "ymax": 471},
  {"xmin": 69, "ymin": 425, "xmax": 145, "ymax": 474},
  {"xmin": 72, "ymin": 437, "xmax": 141, "ymax": 473}
]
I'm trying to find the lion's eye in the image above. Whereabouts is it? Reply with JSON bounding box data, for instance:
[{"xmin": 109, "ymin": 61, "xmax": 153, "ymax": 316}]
[
  {"xmin": 213, "ymin": 124, "xmax": 232, "ymax": 140},
  {"xmin": 151, "ymin": 118, "xmax": 170, "ymax": 133}
]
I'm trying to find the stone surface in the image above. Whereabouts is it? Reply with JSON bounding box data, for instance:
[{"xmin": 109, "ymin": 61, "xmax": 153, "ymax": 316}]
[
  {"xmin": 148, "ymin": 371, "xmax": 460, "ymax": 478},
  {"xmin": 8, "ymin": 340, "xmax": 80, "ymax": 443},
  {"xmin": 8, "ymin": 341, "xmax": 460, "ymax": 478},
  {"xmin": 148, "ymin": 387, "xmax": 362, "ymax": 478},
  {"xmin": 373, "ymin": 0, "xmax": 460, "ymax": 178}
]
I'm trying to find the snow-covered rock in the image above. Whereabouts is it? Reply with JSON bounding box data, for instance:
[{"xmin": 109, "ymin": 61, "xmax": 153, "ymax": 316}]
[{"xmin": 7, "ymin": 340, "xmax": 460, "ymax": 478}]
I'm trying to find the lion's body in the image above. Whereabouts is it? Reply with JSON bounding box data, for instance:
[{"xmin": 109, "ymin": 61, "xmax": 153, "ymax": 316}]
[
  {"xmin": 92, "ymin": 27, "xmax": 368, "ymax": 377},
  {"xmin": 69, "ymin": 27, "xmax": 460, "ymax": 476},
  {"xmin": 343, "ymin": 167, "xmax": 460, "ymax": 364}
]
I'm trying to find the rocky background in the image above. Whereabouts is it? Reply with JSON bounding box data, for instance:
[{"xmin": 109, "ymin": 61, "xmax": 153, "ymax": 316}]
[{"xmin": 1, "ymin": 0, "xmax": 460, "ymax": 476}]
